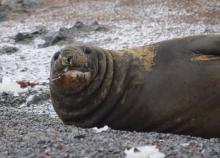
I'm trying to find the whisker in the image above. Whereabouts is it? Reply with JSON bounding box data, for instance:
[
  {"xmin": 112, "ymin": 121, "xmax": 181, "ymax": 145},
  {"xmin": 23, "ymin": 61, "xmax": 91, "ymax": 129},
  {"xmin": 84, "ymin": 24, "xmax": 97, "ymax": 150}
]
[
  {"xmin": 50, "ymin": 67, "xmax": 69, "ymax": 82},
  {"xmin": 50, "ymin": 71, "xmax": 65, "ymax": 82}
]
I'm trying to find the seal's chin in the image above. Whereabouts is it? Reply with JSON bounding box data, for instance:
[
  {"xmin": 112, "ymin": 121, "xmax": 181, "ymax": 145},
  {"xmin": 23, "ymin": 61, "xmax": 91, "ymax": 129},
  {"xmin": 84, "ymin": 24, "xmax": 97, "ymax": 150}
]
[{"xmin": 61, "ymin": 69, "xmax": 92, "ymax": 92}]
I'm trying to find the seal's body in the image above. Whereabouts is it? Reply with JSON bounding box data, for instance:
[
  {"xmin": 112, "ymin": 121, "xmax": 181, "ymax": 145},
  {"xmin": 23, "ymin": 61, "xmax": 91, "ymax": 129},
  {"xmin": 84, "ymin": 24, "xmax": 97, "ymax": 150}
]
[{"xmin": 50, "ymin": 35, "xmax": 220, "ymax": 138}]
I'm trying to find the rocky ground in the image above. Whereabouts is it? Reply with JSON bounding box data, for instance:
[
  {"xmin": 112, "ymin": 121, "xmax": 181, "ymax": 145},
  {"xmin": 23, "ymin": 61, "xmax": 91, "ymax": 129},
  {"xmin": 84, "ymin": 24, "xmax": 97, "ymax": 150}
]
[{"xmin": 0, "ymin": 0, "xmax": 220, "ymax": 157}]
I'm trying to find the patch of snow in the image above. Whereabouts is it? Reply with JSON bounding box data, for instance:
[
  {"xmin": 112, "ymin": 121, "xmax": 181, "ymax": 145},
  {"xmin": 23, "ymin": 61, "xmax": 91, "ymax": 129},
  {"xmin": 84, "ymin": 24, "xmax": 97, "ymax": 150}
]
[
  {"xmin": 125, "ymin": 145, "xmax": 165, "ymax": 158},
  {"xmin": 0, "ymin": 77, "xmax": 27, "ymax": 96},
  {"xmin": 180, "ymin": 143, "xmax": 190, "ymax": 147},
  {"xmin": 93, "ymin": 125, "xmax": 109, "ymax": 133}
]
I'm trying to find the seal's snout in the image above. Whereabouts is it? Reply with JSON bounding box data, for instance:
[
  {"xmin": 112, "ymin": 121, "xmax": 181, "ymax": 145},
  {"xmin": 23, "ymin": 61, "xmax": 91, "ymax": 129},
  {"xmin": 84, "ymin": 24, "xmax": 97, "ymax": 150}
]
[
  {"xmin": 51, "ymin": 47, "xmax": 94, "ymax": 92},
  {"xmin": 62, "ymin": 70, "xmax": 92, "ymax": 91}
]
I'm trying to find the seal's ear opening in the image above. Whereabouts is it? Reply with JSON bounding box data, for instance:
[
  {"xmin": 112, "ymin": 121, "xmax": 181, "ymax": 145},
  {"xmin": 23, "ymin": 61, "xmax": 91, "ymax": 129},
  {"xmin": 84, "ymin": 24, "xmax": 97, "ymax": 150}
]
[{"xmin": 53, "ymin": 51, "xmax": 61, "ymax": 61}]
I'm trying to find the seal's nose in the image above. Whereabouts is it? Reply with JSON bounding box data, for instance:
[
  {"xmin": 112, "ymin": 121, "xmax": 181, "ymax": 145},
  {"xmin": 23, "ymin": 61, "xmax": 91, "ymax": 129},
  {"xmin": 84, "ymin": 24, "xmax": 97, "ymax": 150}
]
[{"xmin": 53, "ymin": 51, "xmax": 61, "ymax": 61}]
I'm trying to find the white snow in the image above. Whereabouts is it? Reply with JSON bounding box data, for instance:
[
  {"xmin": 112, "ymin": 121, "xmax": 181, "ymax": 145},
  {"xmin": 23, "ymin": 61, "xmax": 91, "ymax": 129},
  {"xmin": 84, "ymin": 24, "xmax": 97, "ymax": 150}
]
[
  {"xmin": 93, "ymin": 125, "xmax": 109, "ymax": 133},
  {"xmin": 180, "ymin": 143, "xmax": 190, "ymax": 147},
  {"xmin": 0, "ymin": 77, "xmax": 27, "ymax": 96},
  {"xmin": 125, "ymin": 145, "xmax": 165, "ymax": 158}
]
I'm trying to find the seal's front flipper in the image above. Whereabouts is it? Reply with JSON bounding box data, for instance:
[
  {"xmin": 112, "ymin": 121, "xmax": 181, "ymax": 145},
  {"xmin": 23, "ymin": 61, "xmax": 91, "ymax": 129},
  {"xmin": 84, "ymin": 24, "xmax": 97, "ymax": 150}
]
[{"xmin": 189, "ymin": 35, "xmax": 220, "ymax": 61}]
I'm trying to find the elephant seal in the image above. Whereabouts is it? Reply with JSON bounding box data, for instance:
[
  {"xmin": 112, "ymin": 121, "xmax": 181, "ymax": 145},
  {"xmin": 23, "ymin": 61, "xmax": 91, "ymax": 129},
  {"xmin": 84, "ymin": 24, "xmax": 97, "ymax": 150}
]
[{"xmin": 50, "ymin": 34, "xmax": 220, "ymax": 138}]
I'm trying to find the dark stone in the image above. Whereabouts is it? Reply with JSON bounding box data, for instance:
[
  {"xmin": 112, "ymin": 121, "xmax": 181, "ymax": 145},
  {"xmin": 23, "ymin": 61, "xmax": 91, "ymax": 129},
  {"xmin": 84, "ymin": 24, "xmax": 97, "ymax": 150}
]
[
  {"xmin": 0, "ymin": 46, "xmax": 18, "ymax": 55},
  {"xmin": 1, "ymin": 0, "xmax": 44, "ymax": 12},
  {"xmin": 134, "ymin": 148, "xmax": 140, "ymax": 153},
  {"xmin": 74, "ymin": 134, "xmax": 86, "ymax": 139},
  {"xmin": 39, "ymin": 21, "xmax": 109, "ymax": 48},
  {"xmin": 0, "ymin": 6, "xmax": 7, "ymax": 22},
  {"xmin": 74, "ymin": 21, "xmax": 84, "ymax": 29},
  {"xmin": 14, "ymin": 33, "xmax": 33, "ymax": 42},
  {"xmin": 14, "ymin": 26, "xmax": 47, "ymax": 43},
  {"xmin": 38, "ymin": 32, "xmax": 67, "ymax": 48}
]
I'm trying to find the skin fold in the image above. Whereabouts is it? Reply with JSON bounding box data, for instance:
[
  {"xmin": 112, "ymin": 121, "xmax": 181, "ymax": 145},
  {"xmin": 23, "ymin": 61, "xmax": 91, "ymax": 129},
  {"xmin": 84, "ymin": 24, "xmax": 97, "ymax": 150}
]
[{"xmin": 50, "ymin": 34, "xmax": 220, "ymax": 138}]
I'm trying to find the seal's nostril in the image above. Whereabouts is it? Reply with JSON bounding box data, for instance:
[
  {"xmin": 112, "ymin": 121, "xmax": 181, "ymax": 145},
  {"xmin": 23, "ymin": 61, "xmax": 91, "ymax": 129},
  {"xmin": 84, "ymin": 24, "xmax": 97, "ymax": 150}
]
[{"xmin": 53, "ymin": 51, "xmax": 61, "ymax": 61}]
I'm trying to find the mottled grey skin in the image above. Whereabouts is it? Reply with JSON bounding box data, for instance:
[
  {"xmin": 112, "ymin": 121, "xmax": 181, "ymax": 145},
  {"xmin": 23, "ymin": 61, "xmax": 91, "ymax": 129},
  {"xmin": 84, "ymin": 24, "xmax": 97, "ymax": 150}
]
[{"xmin": 50, "ymin": 35, "xmax": 220, "ymax": 138}]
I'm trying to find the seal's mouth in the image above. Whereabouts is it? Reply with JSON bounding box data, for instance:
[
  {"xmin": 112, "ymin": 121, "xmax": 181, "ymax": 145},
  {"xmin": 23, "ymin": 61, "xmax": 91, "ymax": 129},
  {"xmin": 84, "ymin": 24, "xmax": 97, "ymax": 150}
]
[
  {"xmin": 53, "ymin": 60, "xmax": 92, "ymax": 92},
  {"xmin": 50, "ymin": 61, "xmax": 92, "ymax": 82},
  {"xmin": 61, "ymin": 69, "xmax": 92, "ymax": 91}
]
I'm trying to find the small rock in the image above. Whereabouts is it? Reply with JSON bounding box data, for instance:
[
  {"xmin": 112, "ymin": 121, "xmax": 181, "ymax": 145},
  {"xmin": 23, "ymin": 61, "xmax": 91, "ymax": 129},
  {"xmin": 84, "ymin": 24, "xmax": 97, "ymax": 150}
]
[
  {"xmin": 0, "ymin": 6, "xmax": 7, "ymax": 22},
  {"xmin": 74, "ymin": 134, "xmax": 86, "ymax": 139},
  {"xmin": 2, "ymin": 0, "xmax": 44, "ymax": 12},
  {"xmin": 56, "ymin": 143, "xmax": 65, "ymax": 150},
  {"xmin": 20, "ymin": 67, "xmax": 28, "ymax": 72},
  {"xmin": 91, "ymin": 21, "xmax": 109, "ymax": 31},
  {"xmin": 0, "ymin": 46, "xmax": 18, "ymax": 55},
  {"xmin": 39, "ymin": 21, "xmax": 109, "ymax": 48},
  {"xmin": 38, "ymin": 32, "xmax": 67, "ymax": 48},
  {"xmin": 134, "ymin": 148, "xmax": 140, "ymax": 153},
  {"xmin": 14, "ymin": 26, "xmax": 47, "ymax": 43},
  {"xmin": 37, "ymin": 140, "xmax": 46, "ymax": 145},
  {"xmin": 74, "ymin": 21, "xmax": 84, "ymax": 29},
  {"xmin": 25, "ymin": 91, "xmax": 50, "ymax": 106},
  {"xmin": 20, "ymin": 56, "xmax": 25, "ymax": 60},
  {"xmin": 71, "ymin": 21, "xmax": 109, "ymax": 32},
  {"xmin": 14, "ymin": 32, "xmax": 33, "ymax": 42}
]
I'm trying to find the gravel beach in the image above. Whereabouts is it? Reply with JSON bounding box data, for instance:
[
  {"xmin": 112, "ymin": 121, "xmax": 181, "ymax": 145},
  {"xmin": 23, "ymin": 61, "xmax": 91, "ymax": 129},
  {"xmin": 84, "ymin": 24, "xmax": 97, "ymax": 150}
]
[
  {"xmin": 1, "ymin": 106, "xmax": 220, "ymax": 158},
  {"xmin": 0, "ymin": 0, "xmax": 220, "ymax": 157}
]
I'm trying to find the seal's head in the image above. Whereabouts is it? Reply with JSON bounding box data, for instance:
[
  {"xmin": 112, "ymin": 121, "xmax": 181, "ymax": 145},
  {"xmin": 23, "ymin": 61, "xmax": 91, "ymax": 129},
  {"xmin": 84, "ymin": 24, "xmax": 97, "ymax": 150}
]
[
  {"xmin": 50, "ymin": 45, "xmax": 114, "ymax": 127},
  {"xmin": 50, "ymin": 45, "xmax": 101, "ymax": 94}
]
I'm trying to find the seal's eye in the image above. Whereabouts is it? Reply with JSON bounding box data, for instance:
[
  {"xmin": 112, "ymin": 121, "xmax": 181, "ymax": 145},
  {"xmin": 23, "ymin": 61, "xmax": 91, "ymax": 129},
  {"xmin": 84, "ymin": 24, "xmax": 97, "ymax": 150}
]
[
  {"xmin": 83, "ymin": 47, "xmax": 92, "ymax": 54},
  {"xmin": 67, "ymin": 57, "xmax": 72, "ymax": 63},
  {"xmin": 62, "ymin": 57, "xmax": 72, "ymax": 66},
  {"xmin": 53, "ymin": 51, "xmax": 60, "ymax": 61}
]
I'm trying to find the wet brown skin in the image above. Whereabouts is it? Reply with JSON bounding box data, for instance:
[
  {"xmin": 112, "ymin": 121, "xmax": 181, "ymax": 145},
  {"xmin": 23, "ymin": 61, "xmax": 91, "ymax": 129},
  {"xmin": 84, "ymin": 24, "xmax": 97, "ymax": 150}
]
[{"xmin": 50, "ymin": 34, "xmax": 220, "ymax": 138}]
